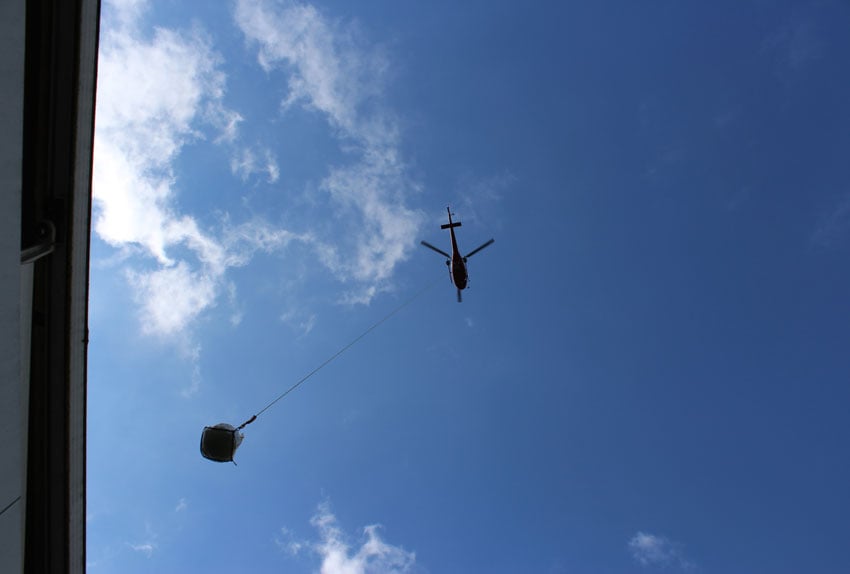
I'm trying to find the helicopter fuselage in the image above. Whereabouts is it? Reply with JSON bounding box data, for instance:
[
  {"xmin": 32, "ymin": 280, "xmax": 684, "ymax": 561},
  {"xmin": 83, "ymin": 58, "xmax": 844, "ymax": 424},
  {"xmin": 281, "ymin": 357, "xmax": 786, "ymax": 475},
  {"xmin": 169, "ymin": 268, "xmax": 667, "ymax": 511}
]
[
  {"xmin": 421, "ymin": 207, "xmax": 494, "ymax": 302},
  {"xmin": 447, "ymin": 222, "xmax": 468, "ymax": 289}
]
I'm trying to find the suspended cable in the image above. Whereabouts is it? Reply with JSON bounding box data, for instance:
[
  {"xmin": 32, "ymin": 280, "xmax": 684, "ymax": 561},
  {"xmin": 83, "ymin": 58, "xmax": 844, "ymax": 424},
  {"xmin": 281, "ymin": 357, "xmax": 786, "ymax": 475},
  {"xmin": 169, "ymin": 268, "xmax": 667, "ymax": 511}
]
[{"xmin": 236, "ymin": 278, "xmax": 438, "ymax": 430}]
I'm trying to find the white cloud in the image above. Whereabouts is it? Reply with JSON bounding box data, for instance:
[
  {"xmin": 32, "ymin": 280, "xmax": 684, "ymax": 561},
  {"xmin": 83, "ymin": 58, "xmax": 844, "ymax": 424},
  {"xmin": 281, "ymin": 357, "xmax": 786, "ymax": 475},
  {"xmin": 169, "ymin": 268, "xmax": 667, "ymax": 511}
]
[
  {"xmin": 212, "ymin": 108, "xmax": 244, "ymax": 144},
  {"xmin": 127, "ymin": 263, "xmax": 217, "ymax": 336},
  {"xmin": 628, "ymin": 531, "xmax": 694, "ymax": 571},
  {"xmin": 234, "ymin": 0, "xmax": 389, "ymax": 140},
  {"xmin": 95, "ymin": 0, "xmax": 421, "ymax": 355},
  {"xmin": 231, "ymin": 145, "xmax": 280, "ymax": 183},
  {"xmin": 293, "ymin": 501, "xmax": 416, "ymax": 574},
  {"xmin": 280, "ymin": 308, "xmax": 317, "ymax": 336},
  {"xmin": 129, "ymin": 543, "xmax": 155, "ymax": 558},
  {"xmin": 95, "ymin": 0, "xmax": 230, "ymax": 332},
  {"xmin": 127, "ymin": 521, "xmax": 158, "ymax": 558},
  {"xmin": 94, "ymin": 0, "xmax": 303, "ymax": 343},
  {"xmin": 320, "ymin": 152, "xmax": 422, "ymax": 285},
  {"xmin": 175, "ymin": 498, "xmax": 188, "ymax": 512},
  {"xmin": 275, "ymin": 527, "xmax": 305, "ymax": 556},
  {"xmin": 182, "ymin": 348, "xmax": 203, "ymax": 398},
  {"xmin": 235, "ymin": 0, "xmax": 422, "ymax": 301}
]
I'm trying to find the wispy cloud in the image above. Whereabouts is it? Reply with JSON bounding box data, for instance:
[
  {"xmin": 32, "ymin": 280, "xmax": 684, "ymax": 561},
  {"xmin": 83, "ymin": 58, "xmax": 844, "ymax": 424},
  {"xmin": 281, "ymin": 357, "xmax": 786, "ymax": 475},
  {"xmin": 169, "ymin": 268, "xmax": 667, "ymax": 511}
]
[
  {"xmin": 812, "ymin": 193, "xmax": 850, "ymax": 248},
  {"xmin": 94, "ymin": 19, "xmax": 226, "ymax": 264},
  {"xmin": 628, "ymin": 531, "xmax": 694, "ymax": 571},
  {"xmin": 452, "ymin": 171, "xmax": 514, "ymax": 230},
  {"xmin": 231, "ymin": 145, "xmax": 280, "ymax": 183},
  {"xmin": 126, "ymin": 264, "xmax": 217, "ymax": 336},
  {"xmin": 127, "ymin": 521, "xmax": 158, "ymax": 558},
  {"xmin": 280, "ymin": 308, "xmax": 317, "ymax": 337},
  {"xmin": 129, "ymin": 542, "xmax": 155, "ymax": 558},
  {"xmin": 94, "ymin": 0, "xmax": 305, "ymax": 347},
  {"xmin": 235, "ymin": 0, "xmax": 389, "ymax": 140},
  {"xmin": 278, "ymin": 500, "xmax": 417, "ymax": 574},
  {"xmin": 234, "ymin": 0, "xmax": 422, "ymax": 301},
  {"xmin": 275, "ymin": 526, "xmax": 305, "ymax": 556},
  {"xmin": 762, "ymin": 13, "xmax": 825, "ymax": 79},
  {"xmin": 175, "ymin": 498, "xmax": 188, "ymax": 513}
]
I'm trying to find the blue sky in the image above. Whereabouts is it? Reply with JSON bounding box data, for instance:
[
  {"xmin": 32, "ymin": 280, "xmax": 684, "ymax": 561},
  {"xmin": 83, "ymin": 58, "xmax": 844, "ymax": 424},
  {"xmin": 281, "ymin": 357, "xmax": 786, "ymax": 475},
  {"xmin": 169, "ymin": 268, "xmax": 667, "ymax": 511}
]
[{"xmin": 87, "ymin": 1, "xmax": 850, "ymax": 572}]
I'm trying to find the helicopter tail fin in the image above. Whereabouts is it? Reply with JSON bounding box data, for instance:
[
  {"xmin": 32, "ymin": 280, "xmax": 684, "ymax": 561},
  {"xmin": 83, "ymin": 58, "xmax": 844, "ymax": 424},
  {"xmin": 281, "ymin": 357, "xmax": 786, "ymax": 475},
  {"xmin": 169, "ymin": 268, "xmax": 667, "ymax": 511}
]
[{"xmin": 441, "ymin": 221, "xmax": 462, "ymax": 230}]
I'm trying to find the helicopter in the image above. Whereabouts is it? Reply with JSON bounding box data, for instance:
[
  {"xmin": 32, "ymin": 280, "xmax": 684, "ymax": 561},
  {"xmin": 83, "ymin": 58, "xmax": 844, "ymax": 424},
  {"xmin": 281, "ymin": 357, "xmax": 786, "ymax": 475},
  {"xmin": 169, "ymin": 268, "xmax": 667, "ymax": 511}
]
[{"xmin": 421, "ymin": 207, "xmax": 494, "ymax": 302}]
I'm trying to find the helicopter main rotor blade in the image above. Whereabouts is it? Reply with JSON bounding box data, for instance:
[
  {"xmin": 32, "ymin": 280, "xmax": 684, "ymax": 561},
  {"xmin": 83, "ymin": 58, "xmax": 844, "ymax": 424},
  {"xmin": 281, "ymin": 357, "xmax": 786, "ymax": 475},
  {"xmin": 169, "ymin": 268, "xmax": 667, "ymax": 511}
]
[
  {"xmin": 464, "ymin": 238, "xmax": 494, "ymax": 259},
  {"xmin": 420, "ymin": 240, "xmax": 451, "ymax": 259}
]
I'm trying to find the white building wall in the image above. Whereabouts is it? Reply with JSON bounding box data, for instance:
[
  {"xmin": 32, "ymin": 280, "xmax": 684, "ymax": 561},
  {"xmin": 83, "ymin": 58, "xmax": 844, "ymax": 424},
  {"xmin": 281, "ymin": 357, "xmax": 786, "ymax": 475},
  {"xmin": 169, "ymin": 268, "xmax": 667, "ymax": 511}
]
[{"xmin": 0, "ymin": 0, "xmax": 26, "ymax": 571}]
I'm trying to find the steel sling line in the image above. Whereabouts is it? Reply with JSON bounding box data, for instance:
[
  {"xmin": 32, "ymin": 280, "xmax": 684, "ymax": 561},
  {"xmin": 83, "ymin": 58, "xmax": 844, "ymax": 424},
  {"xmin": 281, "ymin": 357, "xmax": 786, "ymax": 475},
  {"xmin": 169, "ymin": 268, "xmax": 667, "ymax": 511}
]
[{"xmin": 236, "ymin": 278, "xmax": 439, "ymax": 431}]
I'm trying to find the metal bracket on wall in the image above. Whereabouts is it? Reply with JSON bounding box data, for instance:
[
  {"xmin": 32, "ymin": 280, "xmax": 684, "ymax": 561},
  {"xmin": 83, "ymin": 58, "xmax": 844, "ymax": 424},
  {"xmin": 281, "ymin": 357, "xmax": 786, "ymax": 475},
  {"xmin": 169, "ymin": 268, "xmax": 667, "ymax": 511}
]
[{"xmin": 20, "ymin": 220, "xmax": 56, "ymax": 264}]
